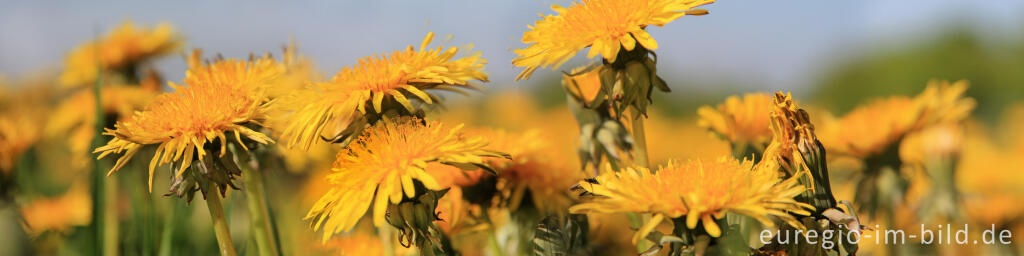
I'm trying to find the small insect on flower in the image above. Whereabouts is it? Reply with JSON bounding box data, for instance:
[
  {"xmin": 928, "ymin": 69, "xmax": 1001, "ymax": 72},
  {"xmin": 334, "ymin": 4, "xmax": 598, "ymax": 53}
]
[
  {"xmin": 60, "ymin": 21, "xmax": 182, "ymax": 87},
  {"xmin": 305, "ymin": 118, "xmax": 507, "ymax": 242},
  {"xmin": 278, "ymin": 32, "xmax": 488, "ymax": 150},
  {"xmin": 513, "ymin": 0, "xmax": 714, "ymax": 80},
  {"xmin": 570, "ymin": 156, "xmax": 813, "ymax": 244},
  {"xmin": 93, "ymin": 54, "xmax": 284, "ymax": 192}
]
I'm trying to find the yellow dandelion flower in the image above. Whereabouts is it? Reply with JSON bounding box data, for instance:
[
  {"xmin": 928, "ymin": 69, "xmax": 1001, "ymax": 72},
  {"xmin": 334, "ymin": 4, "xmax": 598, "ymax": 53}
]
[
  {"xmin": 820, "ymin": 80, "xmax": 975, "ymax": 159},
  {"xmin": 280, "ymin": 32, "xmax": 488, "ymax": 150},
  {"xmin": 571, "ymin": 156, "xmax": 812, "ymax": 243},
  {"xmin": 60, "ymin": 21, "xmax": 182, "ymax": 87},
  {"xmin": 513, "ymin": 0, "xmax": 713, "ymax": 80},
  {"xmin": 305, "ymin": 118, "xmax": 505, "ymax": 241},
  {"xmin": 697, "ymin": 93, "xmax": 775, "ymax": 154},
  {"xmin": 93, "ymin": 55, "xmax": 284, "ymax": 191}
]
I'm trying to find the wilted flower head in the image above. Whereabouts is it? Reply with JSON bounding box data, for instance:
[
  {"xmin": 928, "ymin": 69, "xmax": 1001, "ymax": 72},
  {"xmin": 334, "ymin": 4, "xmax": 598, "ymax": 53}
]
[
  {"xmin": 571, "ymin": 156, "xmax": 812, "ymax": 243},
  {"xmin": 60, "ymin": 21, "xmax": 182, "ymax": 87},
  {"xmin": 94, "ymin": 54, "xmax": 284, "ymax": 192},
  {"xmin": 305, "ymin": 118, "xmax": 506, "ymax": 242},
  {"xmin": 279, "ymin": 32, "xmax": 488, "ymax": 150},
  {"xmin": 513, "ymin": 0, "xmax": 713, "ymax": 80}
]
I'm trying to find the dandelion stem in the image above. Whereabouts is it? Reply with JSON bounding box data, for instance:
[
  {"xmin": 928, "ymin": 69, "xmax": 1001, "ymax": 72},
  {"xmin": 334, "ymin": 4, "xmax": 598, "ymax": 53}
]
[
  {"xmin": 205, "ymin": 190, "xmax": 238, "ymax": 256},
  {"xmin": 158, "ymin": 200, "xmax": 184, "ymax": 256},
  {"xmin": 239, "ymin": 155, "xmax": 280, "ymax": 256},
  {"xmin": 631, "ymin": 115, "xmax": 650, "ymax": 168}
]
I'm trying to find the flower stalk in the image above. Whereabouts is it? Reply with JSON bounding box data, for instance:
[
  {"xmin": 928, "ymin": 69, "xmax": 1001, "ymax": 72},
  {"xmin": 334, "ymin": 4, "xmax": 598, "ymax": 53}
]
[
  {"xmin": 237, "ymin": 149, "xmax": 280, "ymax": 256},
  {"xmin": 204, "ymin": 185, "xmax": 238, "ymax": 256}
]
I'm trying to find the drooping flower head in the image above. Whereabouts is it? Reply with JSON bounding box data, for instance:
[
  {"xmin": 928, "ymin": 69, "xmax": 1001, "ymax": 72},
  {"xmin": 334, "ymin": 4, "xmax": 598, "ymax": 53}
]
[
  {"xmin": 60, "ymin": 21, "xmax": 182, "ymax": 87},
  {"xmin": 305, "ymin": 118, "xmax": 506, "ymax": 242},
  {"xmin": 94, "ymin": 54, "xmax": 284, "ymax": 192},
  {"xmin": 571, "ymin": 156, "xmax": 812, "ymax": 244},
  {"xmin": 279, "ymin": 32, "xmax": 488, "ymax": 150},
  {"xmin": 513, "ymin": 0, "xmax": 713, "ymax": 80},
  {"xmin": 698, "ymin": 93, "xmax": 774, "ymax": 157}
]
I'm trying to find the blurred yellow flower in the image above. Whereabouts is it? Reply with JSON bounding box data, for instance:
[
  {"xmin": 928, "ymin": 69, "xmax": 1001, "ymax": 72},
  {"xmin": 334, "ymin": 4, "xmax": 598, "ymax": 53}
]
[
  {"xmin": 957, "ymin": 124, "xmax": 1024, "ymax": 228},
  {"xmin": 60, "ymin": 21, "xmax": 182, "ymax": 87},
  {"xmin": 94, "ymin": 56, "xmax": 284, "ymax": 191},
  {"xmin": 513, "ymin": 0, "xmax": 713, "ymax": 80},
  {"xmin": 20, "ymin": 182, "xmax": 91, "ymax": 235},
  {"xmin": 279, "ymin": 32, "xmax": 488, "ymax": 150},
  {"xmin": 697, "ymin": 93, "xmax": 774, "ymax": 153},
  {"xmin": 305, "ymin": 118, "xmax": 505, "ymax": 241},
  {"xmin": 46, "ymin": 85, "xmax": 159, "ymax": 169},
  {"xmin": 476, "ymin": 129, "xmax": 583, "ymax": 214},
  {"xmin": 821, "ymin": 80, "xmax": 975, "ymax": 159},
  {"xmin": 571, "ymin": 157, "xmax": 812, "ymax": 243},
  {"xmin": 0, "ymin": 84, "xmax": 51, "ymax": 174}
]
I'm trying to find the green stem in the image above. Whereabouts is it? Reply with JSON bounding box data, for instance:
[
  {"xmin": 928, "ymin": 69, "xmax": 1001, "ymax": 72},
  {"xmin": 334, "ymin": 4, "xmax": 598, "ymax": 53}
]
[
  {"xmin": 205, "ymin": 191, "xmax": 238, "ymax": 256},
  {"xmin": 488, "ymin": 229, "xmax": 506, "ymax": 256},
  {"xmin": 240, "ymin": 160, "xmax": 279, "ymax": 256},
  {"xmin": 90, "ymin": 45, "xmax": 112, "ymax": 255},
  {"xmin": 632, "ymin": 115, "xmax": 650, "ymax": 168},
  {"xmin": 158, "ymin": 200, "xmax": 184, "ymax": 256}
]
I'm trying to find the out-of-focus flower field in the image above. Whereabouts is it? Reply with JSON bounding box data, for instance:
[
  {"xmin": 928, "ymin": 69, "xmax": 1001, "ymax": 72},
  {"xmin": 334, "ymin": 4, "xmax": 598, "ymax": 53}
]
[{"xmin": 2, "ymin": 1, "xmax": 1024, "ymax": 256}]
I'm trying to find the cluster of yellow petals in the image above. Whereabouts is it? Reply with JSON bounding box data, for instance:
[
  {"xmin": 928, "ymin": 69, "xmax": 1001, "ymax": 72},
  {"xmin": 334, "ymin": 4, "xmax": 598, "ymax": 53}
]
[
  {"xmin": 820, "ymin": 80, "xmax": 975, "ymax": 159},
  {"xmin": 305, "ymin": 118, "xmax": 504, "ymax": 242},
  {"xmin": 697, "ymin": 93, "xmax": 775, "ymax": 149},
  {"xmin": 94, "ymin": 56, "xmax": 284, "ymax": 191},
  {"xmin": 60, "ymin": 21, "xmax": 181, "ymax": 87},
  {"xmin": 279, "ymin": 32, "xmax": 488, "ymax": 150},
  {"xmin": 513, "ymin": 0, "xmax": 713, "ymax": 80},
  {"xmin": 571, "ymin": 157, "xmax": 812, "ymax": 244}
]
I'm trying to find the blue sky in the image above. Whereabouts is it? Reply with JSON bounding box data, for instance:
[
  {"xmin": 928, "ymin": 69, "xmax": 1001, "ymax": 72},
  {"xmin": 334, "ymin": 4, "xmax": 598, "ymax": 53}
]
[{"xmin": 1, "ymin": 0, "xmax": 1022, "ymax": 93}]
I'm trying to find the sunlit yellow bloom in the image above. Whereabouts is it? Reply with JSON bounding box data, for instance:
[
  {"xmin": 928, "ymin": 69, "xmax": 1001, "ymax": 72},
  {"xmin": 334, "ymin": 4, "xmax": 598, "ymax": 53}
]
[
  {"xmin": 571, "ymin": 157, "xmax": 812, "ymax": 243},
  {"xmin": 279, "ymin": 32, "xmax": 488, "ymax": 150},
  {"xmin": 305, "ymin": 118, "xmax": 505, "ymax": 241},
  {"xmin": 94, "ymin": 56, "xmax": 284, "ymax": 191},
  {"xmin": 697, "ymin": 93, "xmax": 774, "ymax": 151},
  {"xmin": 60, "ymin": 21, "xmax": 182, "ymax": 87},
  {"xmin": 20, "ymin": 182, "xmax": 91, "ymax": 235},
  {"xmin": 47, "ymin": 85, "xmax": 159, "ymax": 169},
  {"xmin": 820, "ymin": 80, "xmax": 975, "ymax": 159},
  {"xmin": 513, "ymin": 0, "xmax": 713, "ymax": 80}
]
